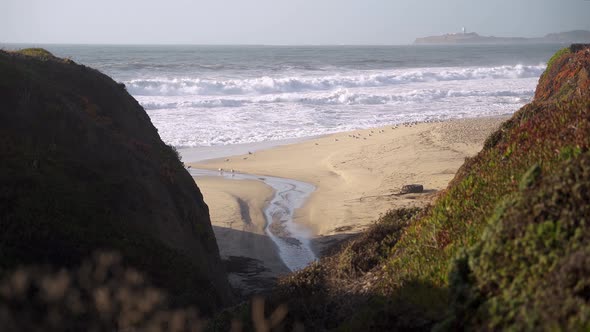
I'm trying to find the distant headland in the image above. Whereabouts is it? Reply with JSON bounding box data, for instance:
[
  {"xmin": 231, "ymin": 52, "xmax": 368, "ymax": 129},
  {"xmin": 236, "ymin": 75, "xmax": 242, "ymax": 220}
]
[{"xmin": 414, "ymin": 29, "xmax": 590, "ymax": 45}]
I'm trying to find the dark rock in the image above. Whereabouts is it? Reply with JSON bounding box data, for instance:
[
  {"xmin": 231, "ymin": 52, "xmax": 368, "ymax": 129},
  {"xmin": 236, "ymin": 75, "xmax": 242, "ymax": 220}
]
[
  {"xmin": 571, "ymin": 43, "xmax": 590, "ymax": 53},
  {"xmin": 399, "ymin": 184, "xmax": 424, "ymax": 195},
  {"xmin": 0, "ymin": 49, "xmax": 231, "ymax": 313}
]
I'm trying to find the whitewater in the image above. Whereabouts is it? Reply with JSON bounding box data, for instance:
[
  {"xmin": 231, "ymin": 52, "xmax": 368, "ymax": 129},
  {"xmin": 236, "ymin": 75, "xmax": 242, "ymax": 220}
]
[
  {"xmin": 11, "ymin": 44, "xmax": 566, "ymax": 148},
  {"xmin": 133, "ymin": 64, "xmax": 543, "ymax": 147}
]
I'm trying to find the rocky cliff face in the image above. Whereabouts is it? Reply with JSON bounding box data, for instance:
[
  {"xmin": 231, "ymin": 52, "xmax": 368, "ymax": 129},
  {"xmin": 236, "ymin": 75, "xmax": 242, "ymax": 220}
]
[{"xmin": 0, "ymin": 49, "xmax": 231, "ymax": 313}]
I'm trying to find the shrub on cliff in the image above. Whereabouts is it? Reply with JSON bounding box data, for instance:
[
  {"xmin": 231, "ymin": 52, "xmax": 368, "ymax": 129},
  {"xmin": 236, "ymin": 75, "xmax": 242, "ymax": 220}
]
[
  {"xmin": 253, "ymin": 208, "xmax": 423, "ymax": 331},
  {"xmin": 0, "ymin": 252, "xmax": 205, "ymax": 331},
  {"xmin": 443, "ymin": 152, "xmax": 590, "ymax": 330},
  {"xmin": 14, "ymin": 48, "xmax": 57, "ymax": 60}
]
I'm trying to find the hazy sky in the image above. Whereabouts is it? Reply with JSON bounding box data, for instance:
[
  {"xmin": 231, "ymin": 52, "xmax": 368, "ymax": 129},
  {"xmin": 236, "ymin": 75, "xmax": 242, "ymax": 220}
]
[{"xmin": 2, "ymin": 0, "xmax": 589, "ymax": 45}]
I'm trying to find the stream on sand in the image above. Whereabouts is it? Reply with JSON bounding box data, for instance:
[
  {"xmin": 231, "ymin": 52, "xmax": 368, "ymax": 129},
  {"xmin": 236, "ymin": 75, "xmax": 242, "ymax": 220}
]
[{"xmin": 189, "ymin": 168, "xmax": 317, "ymax": 271}]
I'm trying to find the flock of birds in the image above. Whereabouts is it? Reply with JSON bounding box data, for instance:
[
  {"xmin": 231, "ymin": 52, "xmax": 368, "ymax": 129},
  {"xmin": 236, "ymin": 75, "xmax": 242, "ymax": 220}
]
[{"xmin": 344, "ymin": 121, "xmax": 426, "ymax": 141}]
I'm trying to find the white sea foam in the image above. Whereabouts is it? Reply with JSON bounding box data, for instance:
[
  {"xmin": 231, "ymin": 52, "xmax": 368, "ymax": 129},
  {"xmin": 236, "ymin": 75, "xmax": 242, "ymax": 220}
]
[
  {"xmin": 117, "ymin": 61, "xmax": 548, "ymax": 148},
  {"xmin": 126, "ymin": 64, "xmax": 545, "ymax": 97},
  {"xmin": 140, "ymin": 87, "xmax": 534, "ymax": 110},
  {"xmin": 136, "ymin": 72, "xmax": 541, "ymax": 148}
]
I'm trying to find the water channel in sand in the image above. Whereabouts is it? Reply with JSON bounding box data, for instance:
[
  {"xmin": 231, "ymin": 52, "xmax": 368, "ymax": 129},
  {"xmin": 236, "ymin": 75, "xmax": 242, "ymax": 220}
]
[{"xmin": 189, "ymin": 168, "xmax": 317, "ymax": 271}]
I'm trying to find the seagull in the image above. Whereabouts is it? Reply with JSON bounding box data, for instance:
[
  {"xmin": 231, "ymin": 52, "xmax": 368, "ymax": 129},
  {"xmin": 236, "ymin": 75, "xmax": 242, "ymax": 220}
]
[{"xmin": 218, "ymin": 168, "xmax": 223, "ymax": 172}]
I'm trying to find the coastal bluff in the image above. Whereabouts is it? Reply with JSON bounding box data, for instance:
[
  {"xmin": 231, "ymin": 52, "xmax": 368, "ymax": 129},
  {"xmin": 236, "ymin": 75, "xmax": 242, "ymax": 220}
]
[
  {"xmin": 0, "ymin": 49, "xmax": 231, "ymax": 313},
  {"xmin": 414, "ymin": 29, "xmax": 590, "ymax": 44}
]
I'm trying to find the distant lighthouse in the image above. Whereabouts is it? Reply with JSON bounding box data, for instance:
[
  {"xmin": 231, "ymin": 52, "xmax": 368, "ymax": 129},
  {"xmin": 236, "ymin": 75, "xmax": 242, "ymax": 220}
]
[{"xmin": 462, "ymin": 27, "xmax": 466, "ymax": 34}]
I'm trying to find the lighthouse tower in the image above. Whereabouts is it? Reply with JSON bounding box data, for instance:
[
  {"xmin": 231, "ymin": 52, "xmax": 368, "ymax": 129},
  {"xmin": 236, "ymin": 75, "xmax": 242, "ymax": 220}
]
[{"xmin": 462, "ymin": 27, "xmax": 466, "ymax": 34}]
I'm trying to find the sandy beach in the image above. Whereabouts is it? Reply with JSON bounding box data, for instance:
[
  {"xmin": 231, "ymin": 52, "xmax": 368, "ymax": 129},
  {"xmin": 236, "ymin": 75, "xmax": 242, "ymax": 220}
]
[
  {"xmin": 195, "ymin": 177, "xmax": 290, "ymax": 296},
  {"xmin": 191, "ymin": 116, "xmax": 507, "ymax": 292}
]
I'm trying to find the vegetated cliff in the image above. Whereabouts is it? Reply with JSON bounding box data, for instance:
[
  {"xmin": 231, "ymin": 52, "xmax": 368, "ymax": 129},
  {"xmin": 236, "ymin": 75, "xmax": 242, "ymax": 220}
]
[
  {"xmin": 225, "ymin": 45, "xmax": 590, "ymax": 330},
  {"xmin": 0, "ymin": 49, "xmax": 231, "ymax": 315}
]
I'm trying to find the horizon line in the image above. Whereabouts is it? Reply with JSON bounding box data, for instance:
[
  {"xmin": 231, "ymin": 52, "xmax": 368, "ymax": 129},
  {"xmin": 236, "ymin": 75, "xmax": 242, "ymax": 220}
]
[{"xmin": 0, "ymin": 41, "xmax": 417, "ymax": 47}]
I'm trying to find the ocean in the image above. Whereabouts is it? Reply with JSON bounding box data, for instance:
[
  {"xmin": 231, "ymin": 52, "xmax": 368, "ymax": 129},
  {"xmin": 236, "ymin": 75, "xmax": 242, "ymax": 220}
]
[{"xmin": 3, "ymin": 44, "xmax": 565, "ymax": 148}]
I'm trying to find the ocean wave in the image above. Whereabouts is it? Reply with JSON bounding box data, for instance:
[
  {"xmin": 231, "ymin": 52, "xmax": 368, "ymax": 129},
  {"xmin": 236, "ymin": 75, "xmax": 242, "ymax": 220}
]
[
  {"xmin": 126, "ymin": 64, "xmax": 545, "ymax": 97},
  {"xmin": 140, "ymin": 88, "xmax": 533, "ymax": 110},
  {"xmin": 151, "ymin": 101, "xmax": 519, "ymax": 148}
]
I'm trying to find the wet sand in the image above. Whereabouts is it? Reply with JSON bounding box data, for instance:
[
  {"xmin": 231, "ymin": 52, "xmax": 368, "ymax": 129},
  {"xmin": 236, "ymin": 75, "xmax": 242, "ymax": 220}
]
[{"xmin": 195, "ymin": 177, "xmax": 290, "ymax": 297}]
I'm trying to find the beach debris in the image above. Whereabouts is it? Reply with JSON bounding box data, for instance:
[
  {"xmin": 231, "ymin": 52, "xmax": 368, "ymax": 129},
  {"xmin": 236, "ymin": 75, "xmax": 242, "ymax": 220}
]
[
  {"xmin": 315, "ymin": 143, "xmax": 319, "ymax": 145},
  {"xmin": 231, "ymin": 169, "xmax": 235, "ymax": 173},
  {"xmin": 399, "ymin": 184, "xmax": 424, "ymax": 195},
  {"xmin": 243, "ymin": 157, "xmax": 248, "ymax": 160},
  {"xmin": 334, "ymin": 225, "xmax": 355, "ymax": 232},
  {"xmin": 187, "ymin": 165, "xmax": 191, "ymax": 169},
  {"xmin": 248, "ymin": 151, "xmax": 253, "ymax": 155},
  {"xmin": 225, "ymin": 158, "xmax": 230, "ymax": 162},
  {"xmin": 335, "ymin": 138, "xmax": 339, "ymax": 141}
]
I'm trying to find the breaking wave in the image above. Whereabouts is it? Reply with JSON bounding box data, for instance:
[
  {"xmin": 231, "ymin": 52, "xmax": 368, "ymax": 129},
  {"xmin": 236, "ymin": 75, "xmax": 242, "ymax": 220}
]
[
  {"xmin": 126, "ymin": 64, "xmax": 545, "ymax": 97},
  {"xmin": 140, "ymin": 88, "xmax": 534, "ymax": 110}
]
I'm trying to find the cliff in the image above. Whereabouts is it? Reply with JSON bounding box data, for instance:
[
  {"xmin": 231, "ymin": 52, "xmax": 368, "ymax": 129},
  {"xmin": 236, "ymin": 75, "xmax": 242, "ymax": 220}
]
[
  {"xmin": 545, "ymin": 30, "xmax": 590, "ymax": 42},
  {"xmin": 414, "ymin": 32, "xmax": 529, "ymax": 44},
  {"xmin": 226, "ymin": 45, "xmax": 590, "ymax": 330},
  {"xmin": 0, "ymin": 49, "xmax": 231, "ymax": 314},
  {"xmin": 414, "ymin": 30, "xmax": 590, "ymax": 44}
]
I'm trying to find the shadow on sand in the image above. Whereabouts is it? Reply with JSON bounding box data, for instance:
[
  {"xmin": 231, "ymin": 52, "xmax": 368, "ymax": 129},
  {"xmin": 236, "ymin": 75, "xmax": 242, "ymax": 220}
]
[{"xmin": 214, "ymin": 225, "xmax": 365, "ymax": 300}]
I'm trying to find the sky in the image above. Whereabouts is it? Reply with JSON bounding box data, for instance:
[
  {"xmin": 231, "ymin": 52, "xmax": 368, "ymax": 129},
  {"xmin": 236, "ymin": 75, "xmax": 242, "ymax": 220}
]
[{"xmin": 1, "ymin": 0, "xmax": 589, "ymax": 45}]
